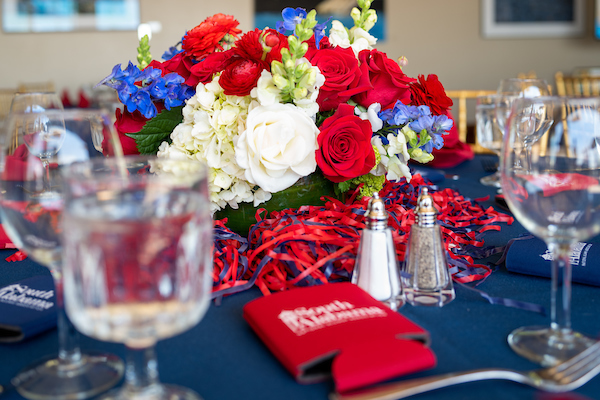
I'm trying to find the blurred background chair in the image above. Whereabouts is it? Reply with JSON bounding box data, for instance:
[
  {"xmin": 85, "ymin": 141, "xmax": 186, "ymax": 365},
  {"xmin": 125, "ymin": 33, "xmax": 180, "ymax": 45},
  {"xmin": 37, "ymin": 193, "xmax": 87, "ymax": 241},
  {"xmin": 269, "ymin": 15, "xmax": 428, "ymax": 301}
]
[
  {"xmin": 17, "ymin": 81, "xmax": 55, "ymax": 93},
  {"xmin": 555, "ymin": 71, "xmax": 600, "ymax": 96},
  {"xmin": 0, "ymin": 88, "xmax": 16, "ymax": 129},
  {"xmin": 446, "ymin": 89, "xmax": 496, "ymax": 153}
]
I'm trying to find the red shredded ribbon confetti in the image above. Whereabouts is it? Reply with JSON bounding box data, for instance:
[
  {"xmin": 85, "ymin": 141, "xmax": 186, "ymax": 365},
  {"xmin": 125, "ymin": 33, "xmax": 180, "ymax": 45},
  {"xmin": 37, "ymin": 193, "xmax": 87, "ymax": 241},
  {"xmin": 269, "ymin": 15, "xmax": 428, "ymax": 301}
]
[
  {"xmin": 213, "ymin": 174, "xmax": 513, "ymax": 297},
  {"xmin": 2, "ymin": 174, "xmax": 513, "ymax": 298}
]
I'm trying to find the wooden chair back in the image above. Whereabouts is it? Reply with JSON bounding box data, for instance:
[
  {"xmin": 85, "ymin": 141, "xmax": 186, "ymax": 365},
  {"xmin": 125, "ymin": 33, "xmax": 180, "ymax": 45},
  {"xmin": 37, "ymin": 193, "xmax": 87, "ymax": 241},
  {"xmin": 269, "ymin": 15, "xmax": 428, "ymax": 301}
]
[
  {"xmin": 446, "ymin": 89, "xmax": 496, "ymax": 153},
  {"xmin": 17, "ymin": 81, "xmax": 55, "ymax": 93},
  {"xmin": 555, "ymin": 72, "xmax": 600, "ymax": 96}
]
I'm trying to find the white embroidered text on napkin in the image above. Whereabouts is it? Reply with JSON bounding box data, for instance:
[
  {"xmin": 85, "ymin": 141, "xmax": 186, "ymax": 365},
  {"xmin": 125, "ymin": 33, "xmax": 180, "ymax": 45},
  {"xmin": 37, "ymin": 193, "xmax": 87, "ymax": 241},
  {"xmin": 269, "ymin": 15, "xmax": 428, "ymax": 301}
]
[{"xmin": 0, "ymin": 283, "xmax": 54, "ymax": 311}]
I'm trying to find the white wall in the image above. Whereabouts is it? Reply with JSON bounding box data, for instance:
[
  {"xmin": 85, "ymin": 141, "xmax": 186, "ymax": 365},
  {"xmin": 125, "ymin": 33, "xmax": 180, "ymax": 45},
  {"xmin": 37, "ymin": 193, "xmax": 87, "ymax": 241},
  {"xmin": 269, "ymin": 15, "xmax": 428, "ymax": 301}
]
[{"xmin": 1, "ymin": 0, "xmax": 599, "ymax": 96}]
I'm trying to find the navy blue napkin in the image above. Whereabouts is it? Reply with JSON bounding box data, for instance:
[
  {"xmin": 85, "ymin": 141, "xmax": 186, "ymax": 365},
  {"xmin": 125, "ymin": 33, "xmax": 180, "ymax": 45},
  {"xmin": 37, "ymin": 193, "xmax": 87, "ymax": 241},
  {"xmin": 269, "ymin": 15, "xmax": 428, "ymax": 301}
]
[
  {"xmin": 0, "ymin": 275, "xmax": 57, "ymax": 342},
  {"xmin": 505, "ymin": 236, "xmax": 600, "ymax": 287}
]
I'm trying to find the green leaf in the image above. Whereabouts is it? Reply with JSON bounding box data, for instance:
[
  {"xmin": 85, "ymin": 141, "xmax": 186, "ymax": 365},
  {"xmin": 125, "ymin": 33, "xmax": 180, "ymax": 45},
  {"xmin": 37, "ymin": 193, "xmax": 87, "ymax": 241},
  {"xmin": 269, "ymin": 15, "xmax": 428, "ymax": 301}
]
[{"xmin": 126, "ymin": 106, "xmax": 183, "ymax": 154}]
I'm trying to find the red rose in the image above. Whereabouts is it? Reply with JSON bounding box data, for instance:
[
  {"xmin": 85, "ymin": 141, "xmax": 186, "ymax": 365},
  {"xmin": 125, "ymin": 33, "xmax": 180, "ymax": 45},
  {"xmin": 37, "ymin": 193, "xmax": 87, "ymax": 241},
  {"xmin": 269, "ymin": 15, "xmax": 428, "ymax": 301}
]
[
  {"xmin": 353, "ymin": 49, "xmax": 416, "ymax": 110},
  {"xmin": 108, "ymin": 108, "xmax": 146, "ymax": 155},
  {"xmin": 410, "ymin": 74, "xmax": 453, "ymax": 115},
  {"xmin": 219, "ymin": 57, "xmax": 265, "ymax": 96},
  {"xmin": 307, "ymin": 46, "xmax": 369, "ymax": 112},
  {"xmin": 316, "ymin": 104, "xmax": 376, "ymax": 182},
  {"xmin": 182, "ymin": 14, "xmax": 242, "ymax": 60}
]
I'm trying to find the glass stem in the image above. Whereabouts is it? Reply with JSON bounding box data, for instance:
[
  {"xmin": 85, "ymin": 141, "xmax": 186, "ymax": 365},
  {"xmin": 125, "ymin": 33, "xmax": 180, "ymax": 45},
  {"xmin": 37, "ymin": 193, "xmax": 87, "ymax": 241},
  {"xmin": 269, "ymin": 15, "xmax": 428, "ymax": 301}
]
[
  {"xmin": 42, "ymin": 159, "xmax": 51, "ymax": 192},
  {"xmin": 123, "ymin": 345, "xmax": 160, "ymax": 394},
  {"xmin": 548, "ymin": 242, "xmax": 573, "ymax": 333},
  {"xmin": 52, "ymin": 271, "xmax": 83, "ymax": 366}
]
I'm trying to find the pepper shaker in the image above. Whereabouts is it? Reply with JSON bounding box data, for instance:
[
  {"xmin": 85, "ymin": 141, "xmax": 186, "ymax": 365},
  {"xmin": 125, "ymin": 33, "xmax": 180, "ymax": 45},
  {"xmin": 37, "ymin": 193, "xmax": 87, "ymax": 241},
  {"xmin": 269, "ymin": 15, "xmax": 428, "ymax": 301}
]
[
  {"xmin": 402, "ymin": 187, "xmax": 455, "ymax": 307},
  {"xmin": 352, "ymin": 193, "xmax": 405, "ymax": 311}
]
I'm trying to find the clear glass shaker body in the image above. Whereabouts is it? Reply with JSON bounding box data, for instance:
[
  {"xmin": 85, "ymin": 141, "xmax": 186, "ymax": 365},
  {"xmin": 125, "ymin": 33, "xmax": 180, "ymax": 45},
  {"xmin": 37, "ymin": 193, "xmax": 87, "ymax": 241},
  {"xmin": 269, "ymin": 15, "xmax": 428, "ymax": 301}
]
[{"xmin": 402, "ymin": 188, "xmax": 455, "ymax": 307}]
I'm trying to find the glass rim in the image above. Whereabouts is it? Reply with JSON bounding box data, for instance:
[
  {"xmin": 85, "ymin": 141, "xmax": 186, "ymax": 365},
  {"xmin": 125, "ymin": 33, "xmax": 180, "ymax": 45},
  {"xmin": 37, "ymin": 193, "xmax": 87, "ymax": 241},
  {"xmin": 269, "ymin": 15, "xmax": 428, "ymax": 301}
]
[
  {"xmin": 511, "ymin": 95, "xmax": 600, "ymax": 103},
  {"xmin": 60, "ymin": 155, "xmax": 209, "ymax": 179}
]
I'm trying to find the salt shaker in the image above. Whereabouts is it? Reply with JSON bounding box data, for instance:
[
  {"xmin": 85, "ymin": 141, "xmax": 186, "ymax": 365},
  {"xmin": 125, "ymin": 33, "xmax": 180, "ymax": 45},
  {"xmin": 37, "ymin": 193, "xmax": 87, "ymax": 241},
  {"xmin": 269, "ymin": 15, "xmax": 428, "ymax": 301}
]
[
  {"xmin": 402, "ymin": 187, "xmax": 455, "ymax": 307},
  {"xmin": 352, "ymin": 193, "xmax": 405, "ymax": 311}
]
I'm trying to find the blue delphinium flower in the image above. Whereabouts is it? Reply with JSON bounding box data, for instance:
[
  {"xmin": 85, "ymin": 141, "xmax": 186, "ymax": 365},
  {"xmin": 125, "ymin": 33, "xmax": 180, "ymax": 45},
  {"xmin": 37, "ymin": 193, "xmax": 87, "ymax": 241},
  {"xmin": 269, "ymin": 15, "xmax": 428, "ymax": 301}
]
[
  {"xmin": 409, "ymin": 114, "xmax": 435, "ymax": 133},
  {"xmin": 97, "ymin": 64, "xmax": 127, "ymax": 89},
  {"xmin": 126, "ymin": 90, "xmax": 155, "ymax": 119},
  {"xmin": 428, "ymin": 114, "xmax": 453, "ymax": 150},
  {"xmin": 377, "ymin": 101, "xmax": 453, "ymax": 153},
  {"xmin": 379, "ymin": 102, "xmax": 431, "ymax": 126},
  {"xmin": 431, "ymin": 114, "xmax": 453, "ymax": 134},
  {"xmin": 97, "ymin": 60, "xmax": 194, "ymax": 118},
  {"xmin": 276, "ymin": 7, "xmax": 307, "ymax": 33},
  {"xmin": 162, "ymin": 73, "xmax": 186, "ymax": 110},
  {"xmin": 313, "ymin": 17, "xmax": 331, "ymax": 49},
  {"xmin": 147, "ymin": 77, "xmax": 169, "ymax": 100}
]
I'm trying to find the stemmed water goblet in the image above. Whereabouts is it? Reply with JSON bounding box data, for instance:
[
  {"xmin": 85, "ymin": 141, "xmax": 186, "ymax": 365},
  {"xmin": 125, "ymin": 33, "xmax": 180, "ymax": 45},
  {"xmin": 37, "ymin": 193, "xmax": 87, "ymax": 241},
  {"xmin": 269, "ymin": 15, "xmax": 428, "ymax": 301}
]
[
  {"xmin": 476, "ymin": 94, "xmax": 504, "ymax": 187},
  {"xmin": 9, "ymin": 92, "xmax": 64, "ymax": 114},
  {"xmin": 499, "ymin": 96, "xmax": 600, "ymax": 366},
  {"xmin": 61, "ymin": 156, "xmax": 213, "ymax": 400},
  {"xmin": 496, "ymin": 78, "xmax": 552, "ymax": 171},
  {"xmin": 0, "ymin": 108, "xmax": 125, "ymax": 399}
]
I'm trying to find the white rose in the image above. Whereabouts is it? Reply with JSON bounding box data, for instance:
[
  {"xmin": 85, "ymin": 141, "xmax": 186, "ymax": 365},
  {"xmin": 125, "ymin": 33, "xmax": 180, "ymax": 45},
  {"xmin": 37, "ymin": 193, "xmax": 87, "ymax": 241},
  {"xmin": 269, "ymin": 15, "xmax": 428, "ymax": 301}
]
[{"xmin": 235, "ymin": 103, "xmax": 319, "ymax": 193}]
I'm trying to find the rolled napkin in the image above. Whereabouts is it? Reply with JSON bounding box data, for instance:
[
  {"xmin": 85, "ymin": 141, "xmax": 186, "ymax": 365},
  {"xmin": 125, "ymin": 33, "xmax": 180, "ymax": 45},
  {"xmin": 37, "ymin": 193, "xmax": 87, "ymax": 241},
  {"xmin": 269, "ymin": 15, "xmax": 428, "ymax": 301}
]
[
  {"xmin": 243, "ymin": 282, "xmax": 436, "ymax": 393},
  {"xmin": 505, "ymin": 236, "xmax": 600, "ymax": 287},
  {"xmin": 0, "ymin": 275, "xmax": 57, "ymax": 342}
]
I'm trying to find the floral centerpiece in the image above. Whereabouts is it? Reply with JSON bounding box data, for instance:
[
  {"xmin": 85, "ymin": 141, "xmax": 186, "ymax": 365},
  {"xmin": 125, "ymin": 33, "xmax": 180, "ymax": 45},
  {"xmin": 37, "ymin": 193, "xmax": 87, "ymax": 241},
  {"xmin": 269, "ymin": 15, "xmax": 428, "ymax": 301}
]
[{"xmin": 98, "ymin": 0, "xmax": 453, "ymax": 225}]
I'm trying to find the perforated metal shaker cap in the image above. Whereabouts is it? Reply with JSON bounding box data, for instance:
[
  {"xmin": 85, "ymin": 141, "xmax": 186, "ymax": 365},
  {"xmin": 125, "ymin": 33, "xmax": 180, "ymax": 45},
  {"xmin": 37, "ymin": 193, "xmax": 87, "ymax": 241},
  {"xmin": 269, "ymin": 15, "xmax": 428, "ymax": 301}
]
[
  {"xmin": 415, "ymin": 187, "xmax": 437, "ymax": 227},
  {"xmin": 365, "ymin": 192, "xmax": 388, "ymax": 230}
]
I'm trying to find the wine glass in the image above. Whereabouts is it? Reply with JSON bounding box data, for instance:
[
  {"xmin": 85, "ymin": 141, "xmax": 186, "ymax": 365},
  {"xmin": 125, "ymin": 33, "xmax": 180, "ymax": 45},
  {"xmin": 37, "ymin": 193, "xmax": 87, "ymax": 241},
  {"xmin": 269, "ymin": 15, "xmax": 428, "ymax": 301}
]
[
  {"xmin": 61, "ymin": 156, "xmax": 212, "ymax": 400},
  {"xmin": 496, "ymin": 79, "xmax": 552, "ymax": 171},
  {"xmin": 499, "ymin": 96, "xmax": 600, "ymax": 366},
  {"xmin": 476, "ymin": 94, "xmax": 503, "ymax": 187},
  {"xmin": 0, "ymin": 108, "xmax": 125, "ymax": 399},
  {"xmin": 9, "ymin": 92, "xmax": 64, "ymax": 114}
]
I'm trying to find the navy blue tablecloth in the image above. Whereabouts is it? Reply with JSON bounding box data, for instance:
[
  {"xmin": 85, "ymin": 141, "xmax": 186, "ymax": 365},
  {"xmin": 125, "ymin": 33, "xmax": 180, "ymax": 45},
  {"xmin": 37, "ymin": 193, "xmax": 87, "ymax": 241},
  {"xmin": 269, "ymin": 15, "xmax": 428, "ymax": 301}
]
[{"xmin": 1, "ymin": 155, "xmax": 599, "ymax": 400}]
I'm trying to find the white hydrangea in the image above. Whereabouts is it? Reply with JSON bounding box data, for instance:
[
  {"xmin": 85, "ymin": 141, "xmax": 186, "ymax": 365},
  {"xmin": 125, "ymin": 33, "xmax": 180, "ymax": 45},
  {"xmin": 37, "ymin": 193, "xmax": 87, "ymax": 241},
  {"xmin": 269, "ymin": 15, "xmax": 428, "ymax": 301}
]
[{"xmin": 157, "ymin": 75, "xmax": 269, "ymax": 213}]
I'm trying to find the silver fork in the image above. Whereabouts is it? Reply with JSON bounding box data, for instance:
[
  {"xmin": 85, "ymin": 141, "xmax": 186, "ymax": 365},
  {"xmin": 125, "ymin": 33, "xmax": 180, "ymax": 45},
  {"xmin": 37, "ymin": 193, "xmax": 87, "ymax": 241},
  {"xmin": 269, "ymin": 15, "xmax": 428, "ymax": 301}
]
[{"xmin": 331, "ymin": 341, "xmax": 600, "ymax": 400}]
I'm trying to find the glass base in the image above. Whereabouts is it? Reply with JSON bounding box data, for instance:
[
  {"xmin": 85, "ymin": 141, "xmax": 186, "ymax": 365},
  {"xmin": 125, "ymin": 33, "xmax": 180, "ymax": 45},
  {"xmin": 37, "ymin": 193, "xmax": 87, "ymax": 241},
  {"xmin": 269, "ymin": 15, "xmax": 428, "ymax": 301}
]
[
  {"xmin": 404, "ymin": 288, "xmax": 456, "ymax": 307},
  {"xmin": 13, "ymin": 352, "xmax": 124, "ymax": 400},
  {"xmin": 508, "ymin": 325, "xmax": 596, "ymax": 367},
  {"xmin": 100, "ymin": 384, "xmax": 201, "ymax": 400},
  {"xmin": 480, "ymin": 171, "xmax": 501, "ymax": 187}
]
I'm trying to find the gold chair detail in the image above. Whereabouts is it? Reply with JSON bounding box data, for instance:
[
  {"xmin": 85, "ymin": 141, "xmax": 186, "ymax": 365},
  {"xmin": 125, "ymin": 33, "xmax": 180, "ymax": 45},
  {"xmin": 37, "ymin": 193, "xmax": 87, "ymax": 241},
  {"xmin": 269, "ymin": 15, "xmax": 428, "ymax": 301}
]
[
  {"xmin": 16, "ymin": 81, "xmax": 55, "ymax": 94},
  {"xmin": 0, "ymin": 88, "xmax": 16, "ymax": 123},
  {"xmin": 555, "ymin": 71, "xmax": 600, "ymax": 96},
  {"xmin": 446, "ymin": 89, "xmax": 496, "ymax": 153}
]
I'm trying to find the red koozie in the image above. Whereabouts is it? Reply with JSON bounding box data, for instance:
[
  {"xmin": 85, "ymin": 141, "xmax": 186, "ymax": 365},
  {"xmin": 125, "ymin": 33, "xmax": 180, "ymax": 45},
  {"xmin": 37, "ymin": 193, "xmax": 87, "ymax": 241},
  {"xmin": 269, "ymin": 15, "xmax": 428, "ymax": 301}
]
[{"xmin": 243, "ymin": 282, "xmax": 436, "ymax": 393}]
